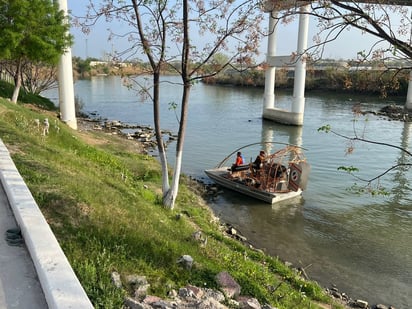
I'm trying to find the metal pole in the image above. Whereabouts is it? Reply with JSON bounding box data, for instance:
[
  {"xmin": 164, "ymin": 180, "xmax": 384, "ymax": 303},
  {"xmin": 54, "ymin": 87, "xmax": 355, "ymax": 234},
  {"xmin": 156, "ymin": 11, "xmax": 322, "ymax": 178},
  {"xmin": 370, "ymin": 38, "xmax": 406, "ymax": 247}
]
[{"xmin": 57, "ymin": 0, "xmax": 77, "ymax": 130}]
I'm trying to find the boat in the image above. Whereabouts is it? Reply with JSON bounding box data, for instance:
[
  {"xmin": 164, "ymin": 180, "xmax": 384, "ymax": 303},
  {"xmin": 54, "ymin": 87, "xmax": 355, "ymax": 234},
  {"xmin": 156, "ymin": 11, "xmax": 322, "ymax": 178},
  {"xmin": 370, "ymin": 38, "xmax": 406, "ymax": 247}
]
[{"xmin": 205, "ymin": 143, "xmax": 311, "ymax": 204}]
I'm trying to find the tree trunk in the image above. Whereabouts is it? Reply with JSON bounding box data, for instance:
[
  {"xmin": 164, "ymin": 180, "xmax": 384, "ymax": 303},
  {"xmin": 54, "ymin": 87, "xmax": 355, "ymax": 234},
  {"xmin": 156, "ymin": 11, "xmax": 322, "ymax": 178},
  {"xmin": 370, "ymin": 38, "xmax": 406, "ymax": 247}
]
[
  {"xmin": 152, "ymin": 71, "xmax": 170, "ymax": 196},
  {"xmin": 163, "ymin": 150, "xmax": 183, "ymax": 208},
  {"xmin": 163, "ymin": 83, "xmax": 191, "ymax": 209},
  {"xmin": 11, "ymin": 60, "xmax": 22, "ymax": 103},
  {"xmin": 163, "ymin": 0, "xmax": 191, "ymax": 209}
]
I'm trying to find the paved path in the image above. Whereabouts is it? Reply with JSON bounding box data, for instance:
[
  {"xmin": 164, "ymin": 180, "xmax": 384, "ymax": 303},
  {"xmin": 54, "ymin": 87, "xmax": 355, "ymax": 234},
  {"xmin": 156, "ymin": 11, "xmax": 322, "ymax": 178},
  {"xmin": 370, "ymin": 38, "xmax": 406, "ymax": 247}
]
[
  {"xmin": 0, "ymin": 184, "xmax": 48, "ymax": 308},
  {"xmin": 0, "ymin": 139, "xmax": 94, "ymax": 309}
]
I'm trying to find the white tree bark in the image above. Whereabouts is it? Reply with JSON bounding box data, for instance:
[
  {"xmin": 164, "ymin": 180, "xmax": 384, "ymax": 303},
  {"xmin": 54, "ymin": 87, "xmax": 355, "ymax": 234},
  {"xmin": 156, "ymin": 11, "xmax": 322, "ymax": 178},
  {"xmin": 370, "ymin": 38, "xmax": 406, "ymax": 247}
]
[{"xmin": 163, "ymin": 150, "xmax": 183, "ymax": 209}]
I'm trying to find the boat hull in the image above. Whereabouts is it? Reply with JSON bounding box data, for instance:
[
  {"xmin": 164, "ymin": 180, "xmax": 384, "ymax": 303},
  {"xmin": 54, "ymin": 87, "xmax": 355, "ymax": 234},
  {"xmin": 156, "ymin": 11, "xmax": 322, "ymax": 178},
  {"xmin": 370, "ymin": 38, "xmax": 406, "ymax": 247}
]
[{"xmin": 205, "ymin": 167, "xmax": 302, "ymax": 204}]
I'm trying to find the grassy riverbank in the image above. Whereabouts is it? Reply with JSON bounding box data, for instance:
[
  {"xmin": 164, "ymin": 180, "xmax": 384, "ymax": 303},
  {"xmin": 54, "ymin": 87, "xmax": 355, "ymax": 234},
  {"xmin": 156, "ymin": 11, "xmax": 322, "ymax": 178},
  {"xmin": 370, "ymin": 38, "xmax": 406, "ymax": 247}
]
[{"xmin": 0, "ymin": 94, "xmax": 345, "ymax": 308}]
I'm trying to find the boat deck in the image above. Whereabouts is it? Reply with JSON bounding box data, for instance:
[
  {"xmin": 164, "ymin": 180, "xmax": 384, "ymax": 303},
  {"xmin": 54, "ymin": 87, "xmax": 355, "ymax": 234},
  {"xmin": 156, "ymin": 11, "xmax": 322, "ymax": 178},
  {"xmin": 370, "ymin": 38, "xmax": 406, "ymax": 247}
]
[{"xmin": 205, "ymin": 167, "xmax": 302, "ymax": 204}]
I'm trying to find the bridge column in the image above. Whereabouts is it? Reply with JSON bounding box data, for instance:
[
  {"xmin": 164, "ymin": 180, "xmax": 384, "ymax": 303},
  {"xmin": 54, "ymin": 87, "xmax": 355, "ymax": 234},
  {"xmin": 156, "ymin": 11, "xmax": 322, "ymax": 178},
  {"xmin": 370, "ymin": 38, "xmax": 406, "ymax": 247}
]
[
  {"xmin": 58, "ymin": 0, "xmax": 77, "ymax": 130},
  {"xmin": 262, "ymin": 4, "xmax": 310, "ymax": 126},
  {"xmin": 406, "ymin": 70, "xmax": 412, "ymax": 110},
  {"xmin": 263, "ymin": 11, "xmax": 278, "ymax": 110},
  {"xmin": 291, "ymin": 4, "xmax": 310, "ymax": 121}
]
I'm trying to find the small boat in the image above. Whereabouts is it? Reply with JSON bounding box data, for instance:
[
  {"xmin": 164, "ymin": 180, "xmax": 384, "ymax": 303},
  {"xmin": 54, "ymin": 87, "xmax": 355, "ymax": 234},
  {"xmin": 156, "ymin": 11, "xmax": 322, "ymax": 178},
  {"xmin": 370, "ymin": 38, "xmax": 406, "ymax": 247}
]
[{"xmin": 205, "ymin": 143, "xmax": 311, "ymax": 204}]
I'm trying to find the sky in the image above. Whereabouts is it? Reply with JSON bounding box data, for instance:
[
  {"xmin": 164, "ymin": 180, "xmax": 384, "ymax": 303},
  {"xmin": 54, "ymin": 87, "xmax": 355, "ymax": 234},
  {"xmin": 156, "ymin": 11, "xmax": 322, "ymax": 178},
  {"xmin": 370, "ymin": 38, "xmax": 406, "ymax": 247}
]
[{"xmin": 66, "ymin": 1, "xmax": 410, "ymax": 62}]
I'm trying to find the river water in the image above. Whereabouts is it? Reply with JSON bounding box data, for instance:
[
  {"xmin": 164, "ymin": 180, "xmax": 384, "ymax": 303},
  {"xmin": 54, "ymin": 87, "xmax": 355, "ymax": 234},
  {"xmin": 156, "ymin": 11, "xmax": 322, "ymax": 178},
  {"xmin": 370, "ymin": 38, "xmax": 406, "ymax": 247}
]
[{"xmin": 44, "ymin": 75, "xmax": 411, "ymax": 308}]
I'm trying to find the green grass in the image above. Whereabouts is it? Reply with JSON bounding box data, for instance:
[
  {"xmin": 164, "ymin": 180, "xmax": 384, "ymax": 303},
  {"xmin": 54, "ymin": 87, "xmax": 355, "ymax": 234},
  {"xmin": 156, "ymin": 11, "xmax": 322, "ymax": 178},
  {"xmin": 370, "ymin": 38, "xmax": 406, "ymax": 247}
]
[{"xmin": 0, "ymin": 94, "xmax": 344, "ymax": 309}]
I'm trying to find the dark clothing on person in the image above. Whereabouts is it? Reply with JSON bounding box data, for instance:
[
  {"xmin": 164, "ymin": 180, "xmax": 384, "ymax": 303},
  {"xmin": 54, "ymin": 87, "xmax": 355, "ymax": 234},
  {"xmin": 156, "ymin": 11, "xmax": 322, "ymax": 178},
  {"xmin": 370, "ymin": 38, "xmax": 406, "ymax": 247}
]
[{"xmin": 253, "ymin": 151, "xmax": 265, "ymax": 170}]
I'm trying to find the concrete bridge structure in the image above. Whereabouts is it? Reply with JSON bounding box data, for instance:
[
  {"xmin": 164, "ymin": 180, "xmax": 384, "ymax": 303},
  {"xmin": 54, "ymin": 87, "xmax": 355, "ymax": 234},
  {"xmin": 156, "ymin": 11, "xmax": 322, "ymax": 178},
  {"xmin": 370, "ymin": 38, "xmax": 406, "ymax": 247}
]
[
  {"xmin": 262, "ymin": 0, "xmax": 412, "ymax": 125},
  {"xmin": 57, "ymin": 0, "xmax": 412, "ymax": 128}
]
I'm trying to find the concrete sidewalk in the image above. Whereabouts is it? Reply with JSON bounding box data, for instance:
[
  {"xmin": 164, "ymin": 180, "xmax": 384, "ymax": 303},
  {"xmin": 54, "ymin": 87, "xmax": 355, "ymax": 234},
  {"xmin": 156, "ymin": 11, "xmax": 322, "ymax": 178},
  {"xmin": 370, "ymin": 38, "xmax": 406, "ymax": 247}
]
[
  {"xmin": 0, "ymin": 139, "xmax": 94, "ymax": 309},
  {"xmin": 0, "ymin": 184, "xmax": 48, "ymax": 308}
]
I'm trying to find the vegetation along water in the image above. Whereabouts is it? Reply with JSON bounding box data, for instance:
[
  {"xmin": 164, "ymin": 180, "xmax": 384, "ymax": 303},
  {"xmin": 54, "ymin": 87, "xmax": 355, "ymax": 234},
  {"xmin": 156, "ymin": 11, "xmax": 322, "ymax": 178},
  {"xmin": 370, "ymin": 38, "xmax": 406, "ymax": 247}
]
[
  {"xmin": 43, "ymin": 75, "xmax": 412, "ymax": 309},
  {"xmin": 0, "ymin": 79, "xmax": 351, "ymax": 309}
]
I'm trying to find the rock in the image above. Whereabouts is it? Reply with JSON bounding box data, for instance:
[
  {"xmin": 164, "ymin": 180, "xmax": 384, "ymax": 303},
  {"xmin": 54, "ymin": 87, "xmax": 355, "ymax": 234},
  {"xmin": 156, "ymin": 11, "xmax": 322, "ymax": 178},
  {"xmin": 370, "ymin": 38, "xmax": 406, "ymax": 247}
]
[
  {"xmin": 355, "ymin": 299, "xmax": 369, "ymax": 308},
  {"xmin": 126, "ymin": 275, "xmax": 148, "ymax": 287},
  {"xmin": 186, "ymin": 285, "xmax": 204, "ymax": 298},
  {"xmin": 341, "ymin": 292, "xmax": 349, "ymax": 301},
  {"xmin": 330, "ymin": 290, "xmax": 342, "ymax": 299},
  {"xmin": 178, "ymin": 287, "xmax": 197, "ymax": 299},
  {"xmin": 167, "ymin": 289, "xmax": 177, "ymax": 298},
  {"xmin": 149, "ymin": 300, "xmax": 175, "ymax": 308},
  {"xmin": 124, "ymin": 297, "xmax": 152, "ymax": 309},
  {"xmin": 192, "ymin": 230, "xmax": 203, "ymax": 241},
  {"xmin": 191, "ymin": 231, "xmax": 208, "ymax": 247},
  {"xmin": 215, "ymin": 271, "xmax": 241, "ymax": 298},
  {"xmin": 235, "ymin": 234, "xmax": 247, "ymax": 242},
  {"xmin": 143, "ymin": 295, "xmax": 177, "ymax": 309},
  {"xmin": 203, "ymin": 288, "xmax": 225, "ymax": 303},
  {"xmin": 111, "ymin": 271, "xmax": 122, "ymax": 288},
  {"xmin": 134, "ymin": 283, "xmax": 151, "ymax": 298},
  {"xmin": 176, "ymin": 255, "xmax": 194, "ymax": 269},
  {"xmin": 238, "ymin": 296, "xmax": 261, "ymax": 309},
  {"xmin": 142, "ymin": 295, "xmax": 162, "ymax": 304},
  {"xmin": 374, "ymin": 305, "xmax": 388, "ymax": 309},
  {"xmin": 197, "ymin": 297, "xmax": 228, "ymax": 309}
]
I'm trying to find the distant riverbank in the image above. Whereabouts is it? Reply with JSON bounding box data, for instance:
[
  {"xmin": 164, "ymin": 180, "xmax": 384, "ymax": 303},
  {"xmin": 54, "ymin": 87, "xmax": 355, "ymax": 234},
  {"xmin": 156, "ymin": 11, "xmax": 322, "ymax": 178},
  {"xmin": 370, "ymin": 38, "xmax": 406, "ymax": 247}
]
[
  {"xmin": 71, "ymin": 57, "xmax": 409, "ymax": 97},
  {"xmin": 202, "ymin": 68, "xmax": 409, "ymax": 97}
]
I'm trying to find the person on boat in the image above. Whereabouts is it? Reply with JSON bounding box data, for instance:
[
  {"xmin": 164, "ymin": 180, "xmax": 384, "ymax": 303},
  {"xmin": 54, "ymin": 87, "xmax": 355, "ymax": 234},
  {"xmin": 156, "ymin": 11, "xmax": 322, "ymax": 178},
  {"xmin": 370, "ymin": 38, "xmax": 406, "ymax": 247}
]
[
  {"xmin": 231, "ymin": 151, "xmax": 244, "ymax": 172},
  {"xmin": 253, "ymin": 150, "xmax": 266, "ymax": 170}
]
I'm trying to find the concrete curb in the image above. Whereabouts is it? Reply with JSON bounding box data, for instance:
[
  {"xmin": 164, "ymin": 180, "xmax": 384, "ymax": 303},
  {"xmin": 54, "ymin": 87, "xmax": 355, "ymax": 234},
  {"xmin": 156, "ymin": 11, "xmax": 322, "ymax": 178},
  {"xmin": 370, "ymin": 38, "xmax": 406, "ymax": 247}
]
[{"xmin": 0, "ymin": 139, "xmax": 94, "ymax": 309}]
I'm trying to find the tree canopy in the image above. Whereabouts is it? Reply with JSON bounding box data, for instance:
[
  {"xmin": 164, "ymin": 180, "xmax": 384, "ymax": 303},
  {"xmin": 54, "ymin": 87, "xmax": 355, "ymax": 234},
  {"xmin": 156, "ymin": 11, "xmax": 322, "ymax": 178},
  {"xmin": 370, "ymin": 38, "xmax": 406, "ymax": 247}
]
[{"xmin": 0, "ymin": 0, "xmax": 73, "ymax": 102}]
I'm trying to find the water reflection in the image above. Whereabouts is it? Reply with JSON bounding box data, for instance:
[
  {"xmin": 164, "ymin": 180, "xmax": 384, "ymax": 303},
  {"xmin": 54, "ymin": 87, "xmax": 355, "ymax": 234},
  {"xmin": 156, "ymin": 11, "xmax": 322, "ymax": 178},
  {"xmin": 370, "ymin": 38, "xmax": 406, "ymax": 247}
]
[
  {"xmin": 391, "ymin": 121, "xmax": 412, "ymax": 205},
  {"xmin": 261, "ymin": 120, "xmax": 303, "ymax": 148}
]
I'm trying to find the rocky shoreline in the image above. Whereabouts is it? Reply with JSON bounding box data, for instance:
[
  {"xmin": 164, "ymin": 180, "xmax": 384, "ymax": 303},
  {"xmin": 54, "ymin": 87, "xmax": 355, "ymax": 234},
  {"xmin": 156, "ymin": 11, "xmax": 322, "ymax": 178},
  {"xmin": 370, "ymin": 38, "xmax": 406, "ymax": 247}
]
[
  {"xmin": 358, "ymin": 104, "xmax": 412, "ymax": 122},
  {"xmin": 77, "ymin": 106, "xmax": 406, "ymax": 309},
  {"xmin": 104, "ymin": 219, "xmax": 398, "ymax": 309},
  {"xmin": 77, "ymin": 116, "xmax": 178, "ymax": 153}
]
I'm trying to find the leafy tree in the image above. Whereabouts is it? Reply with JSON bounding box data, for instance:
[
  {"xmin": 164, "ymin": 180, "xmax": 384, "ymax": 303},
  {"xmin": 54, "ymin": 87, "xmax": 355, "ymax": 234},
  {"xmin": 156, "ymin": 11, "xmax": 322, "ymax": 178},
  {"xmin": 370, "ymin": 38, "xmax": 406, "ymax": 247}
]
[
  {"xmin": 0, "ymin": 0, "xmax": 73, "ymax": 103},
  {"xmin": 73, "ymin": 56, "xmax": 92, "ymax": 78},
  {"xmin": 79, "ymin": 0, "xmax": 264, "ymax": 209}
]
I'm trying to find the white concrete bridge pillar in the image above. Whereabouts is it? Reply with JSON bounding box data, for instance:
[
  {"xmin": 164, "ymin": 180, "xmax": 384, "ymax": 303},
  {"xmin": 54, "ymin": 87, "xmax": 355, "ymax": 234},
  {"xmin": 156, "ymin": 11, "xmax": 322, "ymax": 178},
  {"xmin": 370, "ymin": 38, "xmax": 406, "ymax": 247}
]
[
  {"xmin": 58, "ymin": 0, "xmax": 77, "ymax": 130},
  {"xmin": 262, "ymin": 4, "xmax": 310, "ymax": 126},
  {"xmin": 291, "ymin": 4, "xmax": 310, "ymax": 119},
  {"xmin": 406, "ymin": 70, "xmax": 412, "ymax": 110},
  {"xmin": 263, "ymin": 12, "xmax": 278, "ymax": 110}
]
